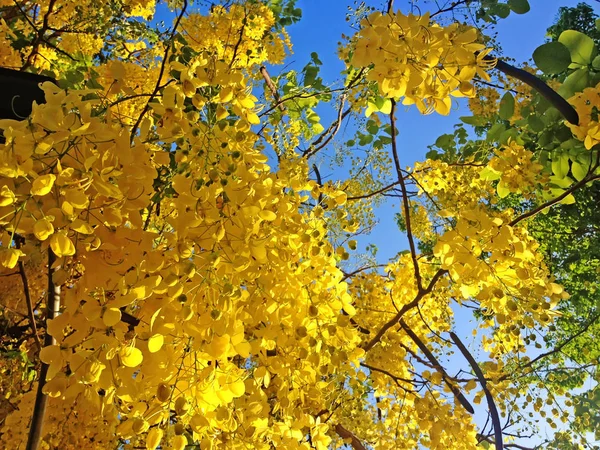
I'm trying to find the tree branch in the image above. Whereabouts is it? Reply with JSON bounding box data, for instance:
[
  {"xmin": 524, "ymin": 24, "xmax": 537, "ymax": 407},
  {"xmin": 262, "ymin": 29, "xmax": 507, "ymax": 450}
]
[
  {"xmin": 389, "ymin": 99, "xmax": 422, "ymax": 291},
  {"xmin": 129, "ymin": 0, "xmax": 188, "ymax": 142},
  {"xmin": 401, "ymin": 321, "xmax": 474, "ymax": 414},
  {"xmin": 334, "ymin": 424, "xmax": 368, "ymax": 450},
  {"xmin": 26, "ymin": 249, "xmax": 61, "ymax": 450},
  {"xmin": 362, "ymin": 268, "xmax": 446, "ymax": 352},
  {"xmin": 510, "ymin": 173, "xmax": 600, "ymax": 227},
  {"xmin": 486, "ymin": 55, "xmax": 579, "ymax": 125},
  {"xmin": 15, "ymin": 237, "xmax": 41, "ymax": 351},
  {"xmin": 451, "ymin": 331, "xmax": 503, "ymax": 450}
]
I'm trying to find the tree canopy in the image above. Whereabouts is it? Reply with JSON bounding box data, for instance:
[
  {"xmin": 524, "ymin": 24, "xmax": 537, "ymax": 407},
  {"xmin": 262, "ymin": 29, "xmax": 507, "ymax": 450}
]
[{"xmin": 0, "ymin": 0, "xmax": 599, "ymax": 449}]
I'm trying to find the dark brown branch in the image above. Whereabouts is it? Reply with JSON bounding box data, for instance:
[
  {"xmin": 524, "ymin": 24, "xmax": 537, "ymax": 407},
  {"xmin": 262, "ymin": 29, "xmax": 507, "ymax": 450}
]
[
  {"xmin": 486, "ymin": 55, "xmax": 579, "ymax": 125},
  {"xmin": 342, "ymin": 264, "xmax": 386, "ymax": 281},
  {"xmin": 361, "ymin": 362, "xmax": 419, "ymax": 391},
  {"xmin": 389, "ymin": 100, "xmax": 422, "ymax": 291},
  {"xmin": 451, "ymin": 332, "xmax": 503, "ymax": 450},
  {"xmin": 260, "ymin": 66, "xmax": 285, "ymax": 113},
  {"xmin": 334, "ymin": 424, "xmax": 367, "ymax": 450},
  {"xmin": 401, "ymin": 321, "xmax": 474, "ymax": 414},
  {"xmin": 346, "ymin": 181, "xmax": 401, "ymax": 201},
  {"xmin": 312, "ymin": 164, "xmax": 324, "ymax": 205},
  {"xmin": 362, "ymin": 268, "xmax": 446, "ymax": 352},
  {"xmin": 21, "ymin": 0, "xmax": 57, "ymax": 71},
  {"xmin": 386, "ymin": 0, "xmax": 394, "ymax": 14},
  {"xmin": 26, "ymin": 249, "xmax": 61, "ymax": 450},
  {"xmin": 303, "ymin": 99, "xmax": 350, "ymax": 159},
  {"xmin": 510, "ymin": 172, "xmax": 600, "ymax": 227},
  {"xmin": 15, "ymin": 237, "xmax": 41, "ymax": 350}
]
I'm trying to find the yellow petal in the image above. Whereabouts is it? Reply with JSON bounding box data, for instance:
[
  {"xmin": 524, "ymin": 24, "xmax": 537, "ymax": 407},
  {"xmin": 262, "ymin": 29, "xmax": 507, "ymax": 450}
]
[
  {"xmin": 0, "ymin": 248, "xmax": 24, "ymax": 268},
  {"xmin": 148, "ymin": 334, "xmax": 164, "ymax": 353},
  {"xmin": 119, "ymin": 347, "xmax": 143, "ymax": 368},
  {"xmin": 146, "ymin": 427, "xmax": 163, "ymax": 450},
  {"xmin": 103, "ymin": 308, "xmax": 122, "ymax": 327},
  {"xmin": 31, "ymin": 174, "xmax": 56, "ymax": 196},
  {"xmin": 33, "ymin": 218, "xmax": 54, "ymax": 241},
  {"xmin": 50, "ymin": 233, "xmax": 76, "ymax": 256}
]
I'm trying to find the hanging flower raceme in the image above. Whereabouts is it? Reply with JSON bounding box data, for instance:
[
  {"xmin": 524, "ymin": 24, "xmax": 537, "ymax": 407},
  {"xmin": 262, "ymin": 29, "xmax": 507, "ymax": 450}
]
[{"xmin": 347, "ymin": 11, "xmax": 495, "ymax": 115}]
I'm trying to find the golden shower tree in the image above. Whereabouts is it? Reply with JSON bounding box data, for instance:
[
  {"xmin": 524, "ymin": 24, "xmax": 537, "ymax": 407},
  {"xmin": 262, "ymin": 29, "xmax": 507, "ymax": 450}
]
[{"xmin": 0, "ymin": 0, "xmax": 598, "ymax": 449}]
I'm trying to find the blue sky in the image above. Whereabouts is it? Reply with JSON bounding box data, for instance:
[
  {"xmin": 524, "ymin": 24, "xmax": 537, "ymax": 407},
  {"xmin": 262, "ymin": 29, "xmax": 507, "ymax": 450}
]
[{"xmin": 282, "ymin": 0, "xmax": 599, "ymax": 263}]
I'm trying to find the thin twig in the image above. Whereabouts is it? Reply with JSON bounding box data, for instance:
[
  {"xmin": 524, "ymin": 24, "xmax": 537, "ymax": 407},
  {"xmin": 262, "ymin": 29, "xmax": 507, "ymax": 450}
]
[
  {"xmin": 510, "ymin": 173, "xmax": 600, "ymax": 227},
  {"xmin": 499, "ymin": 311, "xmax": 600, "ymax": 382},
  {"xmin": 303, "ymin": 98, "xmax": 349, "ymax": 159},
  {"xmin": 430, "ymin": 0, "xmax": 473, "ymax": 18},
  {"xmin": 451, "ymin": 332, "xmax": 503, "ymax": 450},
  {"xmin": 21, "ymin": 0, "xmax": 57, "ymax": 71},
  {"xmin": 401, "ymin": 321, "xmax": 474, "ymax": 414},
  {"xmin": 347, "ymin": 181, "xmax": 401, "ymax": 201},
  {"xmin": 129, "ymin": 0, "xmax": 188, "ymax": 142},
  {"xmin": 362, "ymin": 268, "xmax": 446, "ymax": 352}
]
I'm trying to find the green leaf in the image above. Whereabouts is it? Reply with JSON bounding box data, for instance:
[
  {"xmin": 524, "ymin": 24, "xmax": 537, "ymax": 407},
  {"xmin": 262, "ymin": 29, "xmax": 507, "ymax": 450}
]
[
  {"xmin": 508, "ymin": 0, "xmax": 530, "ymax": 14},
  {"xmin": 559, "ymin": 67, "xmax": 590, "ymax": 98},
  {"xmin": 572, "ymin": 160, "xmax": 588, "ymax": 181},
  {"xmin": 486, "ymin": 123, "xmax": 505, "ymax": 142},
  {"xmin": 366, "ymin": 120, "xmax": 379, "ymax": 135},
  {"xmin": 491, "ymin": 3, "xmax": 511, "ymax": 18},
  {"xmin": 303, "ymin": 65, "xmax": 319, "ymax": 86},
  {"xmin": 310, "ymin": 52, "xmax": 322, "ymax": 65},
  {"xmin": 559, "ymin": 30, "xmax": 597, "ymax": 67},
  {"xmin": 596, "ymin": 18, "xmax": 600, "ymax": 32},
  {"xmin": 592, "ymin": 55, "xmax": 600, "ymax": 70},
  {"xmin": 459, "ymin": 116, "xmax": 487, "ymax": 126},
  {"xmin": 497, "ymin": 181, "xmax": 511, "ymax": 198},
  {"xmin": 552, "ymin": 154, "xmax": 570, "ymax": 179},
  {"xmin": 527, "ymin": 116, "xmax": 545, "ymax": 132},
  {"xmin": 499, "ymin": 91, "xmax": 515, "ymax": 120},
  {"xmin": 532, "ymin": 42, "xmax": 571, "ymax": 74}
]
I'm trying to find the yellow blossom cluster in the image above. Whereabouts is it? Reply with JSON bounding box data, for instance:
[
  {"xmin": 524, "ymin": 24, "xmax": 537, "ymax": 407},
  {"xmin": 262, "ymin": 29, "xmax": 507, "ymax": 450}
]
[
  {"xmin": 468, "ymin": 86, "xmax": 500, "ymax": 119},
  {"xmin": 0, "ymin": 53, "xmax": 364, "ymax": 448},
  {"xmin": 412, "ymin": 159, "xmax": 495, "ymax": 213},
  {"xmin": 434, "ymin": 208, "xmax": 566, "ymax": 354},
  {"xmin": 482, "ymin": 140, "xmax": 545, "ymax": 198},
  {"xmin": 0, "ymin": 0, "xmax": 158, "ymax": 72},
  {"xmin": 181, "ymin": 3, "xmax": 292, "ymax": 69},
  {"xmin": 567, "ymin": 82, "xmax": 600, "ymax": 149},
  {"xmin": 349, "ymin": 11, "xmax": 494, "ymax": 115}
]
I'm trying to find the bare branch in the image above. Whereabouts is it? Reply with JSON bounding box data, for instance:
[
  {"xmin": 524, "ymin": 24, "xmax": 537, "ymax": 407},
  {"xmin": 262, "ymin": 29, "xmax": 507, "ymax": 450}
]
[
  {"xmin": 451, "ymin": 331, "xmax": 503, "ymax": 450},
  {"xmin": 362, "ymin": 268, "xmax": 446, "ymax": 352},
  {"xmin": 510, "ymin": 173, "xmax": 600, "ymax": 227},
  {"xmin": 389, "ymin": 99, "xmax": 422, "ymax": 291},
  {"xmin": 401, "ymin": 321, "xmax": 474, "ymax": 414},
  {"xmin": 129, "ymin": 0, "xmax": 188, "ymax": 142}
]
